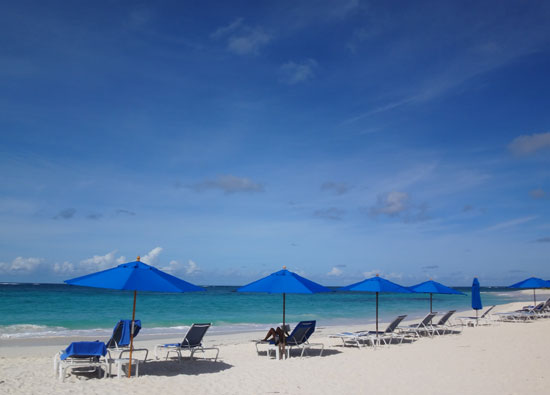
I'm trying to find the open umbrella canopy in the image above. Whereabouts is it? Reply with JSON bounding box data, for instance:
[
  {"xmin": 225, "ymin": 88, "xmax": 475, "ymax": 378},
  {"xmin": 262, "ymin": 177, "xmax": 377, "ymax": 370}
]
[
  {"xmin": 65, "ymin": 259, "xmax": 205, "ymax": 292},
  {"xmin": 409, "ymin": 279, "xmax": 465, "ymax": 313},
  {"xmin": 409, "ymin": 280, "xmax": 465, "ymax": 295},
  {"xmin": 508, "ymin": 277, "xmax": 550, "ymax": 306},
  {"xmin": 339, "ymin": 275, "xmax": 412, "ymax": 334},
  {"xmin": 65, "ymin": 257, "xmax": 204, "ymax": 376},
  {"xmin": 340, "ymin": 275, "xmax": 412, "ymax": 293},
  {"xmin": 237, "ymin": 268, "xmax": 331, "ymax": 294},
  {"xmin": 508, "ymin": 277, "xmax": 550, "ymax": 290},
  {"xmin": 472, "ymin": 277, "xmax": 483, "ymax": 311}
]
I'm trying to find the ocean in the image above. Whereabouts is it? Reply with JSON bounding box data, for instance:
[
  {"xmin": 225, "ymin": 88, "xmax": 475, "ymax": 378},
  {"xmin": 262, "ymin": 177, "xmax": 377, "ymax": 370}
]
[{"xmin": 0, "ymin": 283, "xmax": 530, "ymax": 339}]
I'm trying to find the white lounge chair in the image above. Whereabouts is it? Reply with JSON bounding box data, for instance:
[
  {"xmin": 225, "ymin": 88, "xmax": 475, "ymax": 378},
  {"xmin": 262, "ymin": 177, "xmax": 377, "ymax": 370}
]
[
  {"xmin": 397, "ymin": 312, "xmax": 438, "ymax": 338},
  {"xmin": 457, "ymin": 305, "xmax": 495, "ymax": 326},
  {"xmin": 330, "ymin": 315, "xmax": 407, "ymax": 348},
  {"xmin": 53, "ymin": 341, "xmax": 111, "ymax": 382}
]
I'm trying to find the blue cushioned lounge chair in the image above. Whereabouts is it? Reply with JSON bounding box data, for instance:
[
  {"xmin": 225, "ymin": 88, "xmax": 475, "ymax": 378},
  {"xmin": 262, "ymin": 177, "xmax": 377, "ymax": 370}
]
[
  {"xmin": 154, "ymin": 323, "xmax": 219, "ymax": 362},
  {"xmin": 53, "ymin": 341, "xmax": 110, "ymax": 382},
  {"xmin": 106, "ymin": 319, "xmax": 148, "ymax": 360}
]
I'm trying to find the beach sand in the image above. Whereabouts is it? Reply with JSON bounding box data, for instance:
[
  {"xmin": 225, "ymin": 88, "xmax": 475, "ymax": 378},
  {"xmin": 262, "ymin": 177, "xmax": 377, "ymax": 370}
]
[{"xmin": 1, "ymin": 301, "xmax": 548, "ymax": 394}]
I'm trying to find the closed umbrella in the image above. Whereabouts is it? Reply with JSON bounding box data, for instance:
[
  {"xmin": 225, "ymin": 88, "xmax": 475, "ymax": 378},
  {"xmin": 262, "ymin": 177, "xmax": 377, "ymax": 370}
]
[
  {"xmin": 339, "ymin": 274, "xmax": 412, "ymax": 335},
  {"xmin": 65, "ymin": 256, "xmax": 204, "ymax": 377},
  {"xmin": 237, "ymin": 266, "xmax": 331, "ymax": 358},
  {"xmin": 471, "ymin": 277, "xmax": 483, "ymax": 324},
  {"xmin": 409, "ymin": 279, "xmax": 465, "ymax": 313}
]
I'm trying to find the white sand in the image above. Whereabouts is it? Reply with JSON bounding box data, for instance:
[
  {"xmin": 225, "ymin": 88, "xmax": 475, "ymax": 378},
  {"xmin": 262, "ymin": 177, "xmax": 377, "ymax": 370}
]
[{"xmin": 1, "ymin": 302, "xmax": 549, "ymax": 394}]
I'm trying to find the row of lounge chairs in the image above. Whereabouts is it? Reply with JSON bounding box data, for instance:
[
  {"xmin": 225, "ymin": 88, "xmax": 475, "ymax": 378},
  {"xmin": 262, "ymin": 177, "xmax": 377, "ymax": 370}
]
[
  {"xmin": 55, "ymin": 301, "xmax": 547, "ymax": 381},
  {"xmin": 54, "ymin": 320, "xmax": 219, "ymax": 382},
  {"xmin": 493, "ymin": 298, "xmax": 550, "ymax": 322},
  {"xmin": 330, "ymin": 310, "xmax": 465, "ymax": 348}
]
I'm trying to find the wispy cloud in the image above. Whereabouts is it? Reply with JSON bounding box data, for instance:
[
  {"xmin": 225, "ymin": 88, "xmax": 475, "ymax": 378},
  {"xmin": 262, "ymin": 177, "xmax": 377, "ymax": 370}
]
[
  {"xmin": 211, "ymin": 19, "xmax": 271, "ymax": 55},
  {"xmin": 327, "ymin": 266, "xmax": 343, "ymax": 276},
  {"xmin": 321, "ymin": 181, "xmax": 351, "ymax": 195},
  {"xmin": 530, "ymin": 188, "xmax": 548, "ymax": 200},
  {"xmin": 509, "ymin": 132, "xmax": 550, "ymax": 156},
  {"xmin": 485, "ymin": 216, "xmax": 537, "ymax": 232},
  {"xmin": 370, "ymin": 191, "xmax": 409, "ymax": 216},
  {"xmin": 53, "ymin": 208, "xmax": 76, "ymax": 220},
  {"xmin": 115, "ymin": 209, "xmax": 136, "ymax": 216},
  {"xmin": 189, "ymin": 175, "xmax": 264, "ymax": 195},
  {"xmin": 313, "ymin": 207, "xmax": 345, "ymax": 221},
  {"xmin": 279, "ymin": 59, "xmax": 317, "ymax": 84},
  {"xmin": 534, "ymin": 237, "xmax": 550, "ymax": 243}
]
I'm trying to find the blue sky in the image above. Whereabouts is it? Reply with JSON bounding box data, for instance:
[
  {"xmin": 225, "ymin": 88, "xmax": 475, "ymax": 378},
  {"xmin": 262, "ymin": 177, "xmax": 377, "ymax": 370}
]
[{"xmin": 1, "ymin": 0, "xmax": 549, "ymax": 286}]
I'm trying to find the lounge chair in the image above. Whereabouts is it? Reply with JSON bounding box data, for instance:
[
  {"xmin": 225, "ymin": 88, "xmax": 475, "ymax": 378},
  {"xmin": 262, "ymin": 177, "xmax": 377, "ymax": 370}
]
[
  {"xmin": 330, "ymin": 315, "xmax": 407, "ymax": 348},
  {"xmin": 457, "ymin": 305, "xmax": 496, "ymax": 327},
  {"xmin": 106, "ymin": 319, "xmax": 149, "ymax": 360},
  {"xmin": 53, "ymin": 341, "xmax": 111, "ymax": 382},
  {"xmin": 255, "ymin": 320, "xmax": 324, "ymax": 359},
  {"xmin": 397, "ymin": 312, "xmax": 437, "ymax": 338},
  {"xmin": 285, "ymin": 320, "xmax": 324, "ymax": 358},
  {"xmin": 431, "ymin": 310, "xmax": 462, "ymax": 335},
  {"xmin": 495, "ymin": 300, "xmax": 550, "ymax": 322},
  {"xmin": 154, "ymin": 323, "xmax": 219, "ymax": 362}
]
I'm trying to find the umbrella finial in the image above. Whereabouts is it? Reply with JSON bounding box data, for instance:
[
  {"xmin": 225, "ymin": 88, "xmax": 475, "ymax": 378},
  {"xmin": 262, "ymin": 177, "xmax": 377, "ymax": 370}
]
[
  {"xmin": 136, "ymin": 256, "xmax": 141, "ymax": 261},
  {"xmin": 283, "ymin": 265, "xmax": 287, "ymax": 270},
  {"xmin": 376, "ymin": 273, "xmax": 379, "ymax": 277}
]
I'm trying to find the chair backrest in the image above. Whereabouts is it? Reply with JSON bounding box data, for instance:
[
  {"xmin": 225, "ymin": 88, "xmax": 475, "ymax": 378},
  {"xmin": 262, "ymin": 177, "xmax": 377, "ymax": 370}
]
[
  {"xmin": 436, "ymin": 310, "xmax": 456, "ymax": 326},
  {"xmin": 61, "ymin": 341, "xmax": 107, "ymax": 360},
  {"xmin": 286, "ymin": 320, "xmax": 316, "ymax": 346},
  {"xmin": 182, "ymin": 323, "xmax": 211, "ymax": 348},
  {"xmin": 385, "ymin": 315, "xmax": 407, "ymax": 333},
  {"xmin": 480, "ymin": 305, "xmax": 495, "ymax": 318},
  {"xmin": 106, "ymin": 319, "xmax": 142, "ymax": 349},
  {"xmin": 420, "ymin": 312, "xmax": 437, "ymax": 326}
]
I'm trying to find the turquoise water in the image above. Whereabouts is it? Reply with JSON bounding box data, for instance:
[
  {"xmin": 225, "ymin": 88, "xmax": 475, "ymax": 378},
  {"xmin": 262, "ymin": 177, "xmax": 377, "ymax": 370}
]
[{"xmin": 0, "ymin": 283, "xmax": 530, "ymax": 339}]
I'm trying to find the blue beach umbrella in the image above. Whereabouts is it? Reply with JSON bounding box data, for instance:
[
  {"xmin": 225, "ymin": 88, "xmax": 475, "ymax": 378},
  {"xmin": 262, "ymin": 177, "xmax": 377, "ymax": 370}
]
[
  {"xmin": 340, "ymin": 274, "xmax": 412, "ymax": 334},
  {"xmin": 508, "ymin": 277, "xmax": 550, "ymax": 306},
  {"xmin": 409, "ymin": 280, "xmax": 466, "ymax": 313},
  {"xmin": 65, "ymin": 256, "xmax": 205, "ymax": 376},
  {"xmin": 237, "ymin": 267, "xmax": 331, "ymax": 337},
  {"xmin": 471, "ymin": 278, "xmax": 483, "ymax": 322}
]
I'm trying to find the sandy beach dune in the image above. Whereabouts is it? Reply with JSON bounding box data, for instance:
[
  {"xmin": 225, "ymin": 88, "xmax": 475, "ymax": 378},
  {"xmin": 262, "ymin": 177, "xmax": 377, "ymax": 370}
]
[{"xmin": 1, "ymin": 302, "xmax": 549, "ymax": 394}]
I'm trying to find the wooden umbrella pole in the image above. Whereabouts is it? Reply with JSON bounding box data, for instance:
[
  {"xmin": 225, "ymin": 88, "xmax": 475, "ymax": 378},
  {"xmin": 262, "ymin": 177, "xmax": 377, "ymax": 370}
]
[
  {"xmin": 533, "ymin": 289, "xmax": 536, "ymax": 306},
  {"xmin": 430, "ymin": 293, "xmax": 433, "ymax": 313},
  {"xmin": 128, "ymin": 290, "xmax": 137, "ymax": 378}
]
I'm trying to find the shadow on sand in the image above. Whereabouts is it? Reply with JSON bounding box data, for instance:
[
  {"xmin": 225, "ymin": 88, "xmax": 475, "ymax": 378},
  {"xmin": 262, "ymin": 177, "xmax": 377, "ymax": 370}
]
[{"xmin": 137, "ymin": 358, "xmax": 233, "ymax": 377}]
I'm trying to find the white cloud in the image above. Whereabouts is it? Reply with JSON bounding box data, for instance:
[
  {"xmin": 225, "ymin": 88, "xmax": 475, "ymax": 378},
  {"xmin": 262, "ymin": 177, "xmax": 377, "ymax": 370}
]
[
  {"xmin": 53, "ymin": 261, "xmax": 75, "ymax": 274},
  {"xmin": 0, "ymin": 257, "xmax": 42, "ymax": 273},
  {"xmin": 279, "ymin": 59, "xmax": 317, "ymax": 84},
  {"xmin": 363, "ymin": 270, "xmax": 381, "ymax": 278},
  {"xmin": 327, "ymin": 267, "xmax": 343, "ymax": 276},
  {"xmin": 210, "ymin": 18, "xmax": 244, "ymax": 39},
  {"xmin": 141, "ymin": 247, "xmax": 163, "ymax": 265},
  {"xmin": 79, "ymin": 250, "xmax": 124, "ymax": 272},
  {"xmin": 186, "ymin": 260, "xmax": 199, "ymax": 275},
  {"xmin": 509, "ymin": 132, "xmax": 550, "ymax": 156}
]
